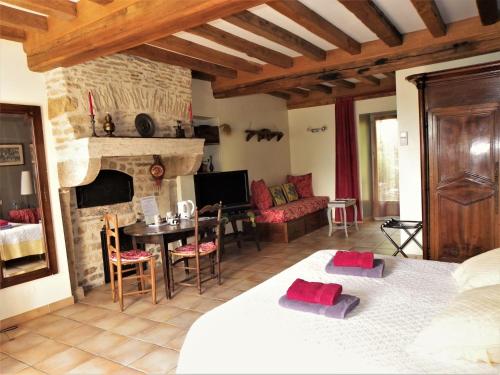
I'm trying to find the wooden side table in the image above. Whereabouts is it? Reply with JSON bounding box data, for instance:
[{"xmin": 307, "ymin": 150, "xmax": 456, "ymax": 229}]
[{"xmin": 327, "ymin": 199, "xmax": 359, "ymax": 237}]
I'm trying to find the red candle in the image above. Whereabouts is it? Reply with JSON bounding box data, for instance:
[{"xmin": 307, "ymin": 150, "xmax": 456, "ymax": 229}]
[{"xmin": 88, "ymin": 91, "xmax": 94, "ymax": 116}]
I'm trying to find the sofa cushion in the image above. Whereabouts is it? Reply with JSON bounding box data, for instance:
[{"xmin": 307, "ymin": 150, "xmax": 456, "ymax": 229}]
[
  {"xmin": 256, "ymin": 196, "xmax": 329, "ymax": 223},
  {"xmin": 282, "ymin": 183, "xmax": 299, "ymax": 202},
  {"xmin": 287, "ymin": 173, "xmax": 314, "ymax": 198},
  {"xmin": 9, "ymin": 208, "xmax": 40, "ymax": 224},
  {"xmin": 269, "ymin": 185, "xmax": 287, "ymax": 206},
  {"xmin": 251, "ymin": 179, "xmax": 273, "ymax": 211}
]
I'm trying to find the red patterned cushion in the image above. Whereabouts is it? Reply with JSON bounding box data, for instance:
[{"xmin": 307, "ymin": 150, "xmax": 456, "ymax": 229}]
[
  {"xmin": 256, "ymin": 196, "xmax": 329, "ymax": 223},
  {"xmin": 251, "ymin": 179, "xmax": 273, "ymax": 210},
  {"xmin": 111, "ymin": 250, "xmax": 152, "ymax": 262},
  {"xmin": 174, "ymin": 242, "xmax": 217, "ymax": 255},
  {"xmin": 287, "ymin": 173, "xmax": 314, "ymax": 198},
  {"xmin": 8, "ymin": 208, "xmax": 40, "ymax": 224}
]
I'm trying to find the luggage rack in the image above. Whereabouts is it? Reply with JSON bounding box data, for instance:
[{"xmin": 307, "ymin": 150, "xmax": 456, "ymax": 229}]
[{"xmin": 380, "ymin": 219, "xmax": 423, "ymax": 258}]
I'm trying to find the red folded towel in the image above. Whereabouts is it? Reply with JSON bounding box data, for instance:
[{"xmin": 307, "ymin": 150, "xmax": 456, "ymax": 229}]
[
  {"xmin": 286, "ymin": 278, "xmax": 342, "ymax": 306},
  {"xmin": 0, "ymin": 219, "xmax": 8, "ymax": 227},
  {"xmin": 333, "ymin": 250, "xmax": 374, "ymax": 269}
]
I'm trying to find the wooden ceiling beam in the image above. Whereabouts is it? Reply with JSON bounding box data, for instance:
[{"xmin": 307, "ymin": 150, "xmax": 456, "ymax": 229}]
[
  {"xmin": 212, "ymin": 17, "xmax": 500, "ymax": 98},
  {"xmin": 476, "ymin": 0, "xmax": 498, "ymax": 25},
  {"xmin": 411, "ymin": 0, "xmax": 447, "ymax": 37},
  {"xmin": 305, "ymin": 84, "xmax": 332, "ymax": 94},
  {"xmin": 2, "ymin": 0, "xmax": 77, "ymax": 21},
  {"xmin": 357, "ymin": 76, "xmax": 380, "ymax": 86},
  {"xmin": 89, "ymin": 0, "xmax": 114, "ymax": 4},
  {"xmin": 149, "ymin": 35, "xmax": 262, "ymax": 74},
  {"xmin": 192, "ymin": 70, "xmax": 216, "ymax": 82},
  {"xmin": 0, "ymin": 4, "xmax": 48, "ymax": 31},
  {"xmin": 25, "ymin": 0, "xmax": 270, "ymax": 72},
  {"xmin": 267, "ymin": 0, "xmax": 360, "ymax": 55},
  {"xmin": 286, "ymin": 88, "xmax": 309, "ymax": 97},
  {"xmin": 338, "ymin": 0, "xmax": 402, "ymax": 47},
  {"xmin": 0, "ymin": 25, "xmax": 25, "ymax": 42},
  {"xmin": 189, "ymin": 24, "xmax": 293, "ymax": 68},
  {"xmin": 224, "ymin": 10, "xmax": 326, "ymax": 61},
  {"xmin": 287, "ymin": 78, "xmax": 396, "ymax": 109},
  {"xmin": 268, "ymin": 91, "xmax": 290, "ymax": 100},
  {"xmin": 125, "ymin": 44, "xmax": 237, "ymax": 79},
  {"xmin": 334, "ymin": 80, "xmax": 356, "ymax": 89}
]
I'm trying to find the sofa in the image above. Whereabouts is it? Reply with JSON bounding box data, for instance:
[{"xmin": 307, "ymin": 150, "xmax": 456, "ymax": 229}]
[{"xmin": 245, "ymin": 174, "xmax": 329, "ymax": 243}]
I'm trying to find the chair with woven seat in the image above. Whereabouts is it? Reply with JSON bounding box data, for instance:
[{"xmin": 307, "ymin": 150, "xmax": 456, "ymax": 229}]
[
  {"xmin": 170, "ymin": 203, "xmax": 223, "ymax": 295},
  {"xmin": 103, "ymin": 213, "xmax": 157, "ymax": 311}
]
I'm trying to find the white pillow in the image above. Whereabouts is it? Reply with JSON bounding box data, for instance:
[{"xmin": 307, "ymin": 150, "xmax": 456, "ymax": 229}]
[
  {"xmin": 453, "ymin": 248, "xmax": 500, "ymax": 291},
  {"xmin": 409, "ymin": 284, "xmax": 500, "ymax": 364}
]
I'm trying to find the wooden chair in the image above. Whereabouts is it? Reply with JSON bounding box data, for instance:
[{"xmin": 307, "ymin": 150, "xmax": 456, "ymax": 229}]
[
  {"xmin": 103, "ymin": 213, "xmax": 156, "ymax": 311},
  {"xmin": 170, "ymin": 203, "xmax": 223, "ymax": 294}
]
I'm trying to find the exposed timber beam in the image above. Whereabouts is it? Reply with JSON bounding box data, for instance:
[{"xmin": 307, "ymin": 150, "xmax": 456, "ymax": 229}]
[
  {"xmin": 476, "ymin": 0, "xmax": 498, "ymax": 25},
  {"xmin": 224, "ymin": 10, "xmax": 326, "ymax": 61},
  {"xmin": 2, "ymin": 0, "xmax": 77, "ymax": 21},
  {"xmin": 286, "ymin": 88, "xmax": 309, "ymax": 97},
  {"xmin": 0, "ymin": 25, "xmax": 25, "ymax": 42},
  {"xmin": 189, "ymin": 24, "xmax": 293, "ymax": 68},
  {"xmin": 125, "ymin": 44, "xmax": 237, "ymax": 78},
  {"xmin": 89, "ymin": 0, "xmax": 114, "ymax": 4},
  {"xmin": 338, "ymin": 0, "xmax": 402, "ymax": 47},
  {"xmin": 334, "ymin": 80, "xmax": 356, "ymax": 89},
  {"xmin": 411, "ymin": 0, "xmax": 447, "ymax": 37},
  {"xmin": 357, "ymin": 76, "xmax": 380, "ymax": 86},
  {"xmin": 25, "ymin": 0, "xmax": 270, "ymax": 72},
  {"xmin": 305, "ymin": 84, "xmax": 332, "ymax": 94},
  {"xmin": 268, "ymin": 91, "xmax": 291, "ymax": 100},
  {"xmin": 287, "ymin": 78, "xmax": 396, "ymax": 110},
  {"xmin": 268, "ymin": 0, "xmax": 360, "ymax": 55},
  {"xmin": 212, "ymin": 17, "xmax": 500, "ymax": 98},
  {"xmin": 192, "ymin": 70, "xmax": 216, "ymax": 81},
  {"xmin": 149, "ymin": 35, "xmax": 262, "ymax": 74},
  {"xmin": 0, "ymin": 4, "xmax": 48, "ymax": 31}
]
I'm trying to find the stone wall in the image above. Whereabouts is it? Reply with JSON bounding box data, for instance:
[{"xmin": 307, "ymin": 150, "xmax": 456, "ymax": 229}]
[{"xmin": 45, "ymin": 53, "xmax": 193, "ymax": 290}]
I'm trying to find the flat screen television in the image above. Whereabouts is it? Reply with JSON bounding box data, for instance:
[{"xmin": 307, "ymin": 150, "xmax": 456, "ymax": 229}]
[{"xmin": 194, "ymin": 170, "xmax": 250, "ymax": 210}]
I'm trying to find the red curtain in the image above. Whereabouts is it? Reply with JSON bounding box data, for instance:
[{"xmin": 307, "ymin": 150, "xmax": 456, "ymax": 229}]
[{"xmin": 335, "ymin": 97, "xmax": 362, "ymax": 222}]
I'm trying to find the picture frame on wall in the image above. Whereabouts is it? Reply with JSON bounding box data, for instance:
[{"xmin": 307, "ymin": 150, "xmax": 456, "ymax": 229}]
[{"xmin": 0, "ymin": 144, "xmax": 24, "ymax": 166}]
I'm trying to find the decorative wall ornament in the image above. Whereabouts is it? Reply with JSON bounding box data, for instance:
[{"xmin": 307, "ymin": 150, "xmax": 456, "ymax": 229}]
[
  {"xmin": 307, "ymin": 126, "xmax": 328, "ymax": 133},
  {"xmin": 245, "ymin": 129, "xmax": 284, "ymax": 142},
  {"xmin": 149, "ymin": 154, "xmax": 165, "ymax": 190},
  {"xmin": 103, "ymin": 113, "xmax": 116, "ymax": 137}
]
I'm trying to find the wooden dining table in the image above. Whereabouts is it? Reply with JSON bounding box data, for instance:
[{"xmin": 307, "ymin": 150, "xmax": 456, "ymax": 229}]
[{"xmin": 123, "ymin": 219, "xmax": 216, "ymax": 299}]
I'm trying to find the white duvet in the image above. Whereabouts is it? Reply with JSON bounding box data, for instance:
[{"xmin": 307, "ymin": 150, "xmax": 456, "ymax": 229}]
[{"xmin": 177, "ymin": 250, "xmax": 499, "ymax": 374}]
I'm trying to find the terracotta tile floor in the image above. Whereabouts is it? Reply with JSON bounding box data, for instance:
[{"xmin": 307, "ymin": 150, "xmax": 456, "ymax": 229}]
[{"xmin": 0, "ymin": 221, "xmax": 417, "ymax": 374}]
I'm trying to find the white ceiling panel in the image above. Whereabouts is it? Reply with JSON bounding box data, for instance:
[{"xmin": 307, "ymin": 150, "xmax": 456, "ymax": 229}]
[
  {"xmin": 373, "ymin": 0, "xmax": 426, "ymax": 33},
  {"xmin": 435, "ymin": 0, "xmax": 479, "ymax": 23}
]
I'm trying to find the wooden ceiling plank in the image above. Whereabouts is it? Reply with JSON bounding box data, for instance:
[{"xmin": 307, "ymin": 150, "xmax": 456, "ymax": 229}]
[
  {"xmin": 269, "ymin": 91, "xmax": 291, "ymax": 100},
  {"xmin": 189, "ymin": 24, "xmax": 293, "ymax": 68},
  {"xmin": 334, "ymin": 80, "xmax": 356, "ymax": 89},
  {"xmin": 305, "ymin": 84, "xmax": 332, "ymax": 94},
  {"xmin": 338, "ymin": 0, "xmax": 402, "ymax": 47},
  {"xmin": 411, "ymin": 0, "xmax": 447, "ymax": 37},
  {"xmin": 0, "ymin": 25, "xmax": 25, "ymax": 42},
  {"xmin": 2, "ymin": 0, "xmax": 77, "ymax": 21},
  {"xmin": 224, "ymin": 10, "xmax": 326, "ymax": 61},
  {"xmin": 0, "ymin": 4, "xmax": 48, "ymax": 31},
  {"xmin": 25, "ymin": 0, "xmax": 270, "ymax": 72},
  {"xmin": 476, "ymin": 0, "xmax": 498, "ymax": 25},
  {"xmin": 357, "ymin": 75, "xmax": 380, "ymax": 86},
  {"xmin": 267, "ymin": 0, "xmax": 360, "ymax": 55},
  {"xmin": 212, "ymin": 17, "xmax": 500, "ymax": 97},
  {"xmin": 149, "ymin": 35, "xmax": 262, "ymax": 74},
  {"xmin": 286, "ymin": 88, "xmax": 309, "ymax": 97},
  {"xmin": 125, "ymin": 44, "xmax": 237, "ymax": 78}
]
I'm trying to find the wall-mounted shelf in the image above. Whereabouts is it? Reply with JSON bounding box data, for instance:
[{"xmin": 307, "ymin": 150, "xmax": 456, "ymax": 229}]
[{"xmin": 245, "ymin": 129, "xmax": 284, "ymax": 142}]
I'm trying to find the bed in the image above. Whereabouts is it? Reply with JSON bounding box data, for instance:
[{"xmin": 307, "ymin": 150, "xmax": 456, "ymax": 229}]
[
  {"xmin": 177, "ymin": 250, "xmax": 498, "ymax": 374},
  {"xmin": 0, "ymin": 222, "xmax": 45, "ymax": 261}
]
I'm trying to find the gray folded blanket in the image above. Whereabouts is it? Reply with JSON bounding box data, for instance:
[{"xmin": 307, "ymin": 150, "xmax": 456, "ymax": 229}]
[
  {"xmin": 326, "ymin": 258, "xmax": 385, "ymax": 278},
  {"xmin": 278, "ymin": 294, "xmax": 360, "ymax": 319}
]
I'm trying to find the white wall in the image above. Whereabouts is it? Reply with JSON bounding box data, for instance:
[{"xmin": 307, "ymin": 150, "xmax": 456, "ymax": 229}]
[
  {"xmin": 191, "ymin": 80, "xmax": 291, "ymax": 186},
  {"xmin": 288, "ymin": 96, "xmax": 397, "ymax": 200},
  {"xmin": 397, "ymin": 51, "xmax": 500, "ymax": 255},
  {"xmin": 0, "ymin": 40, "xmax": 72, "ymax": 320}
]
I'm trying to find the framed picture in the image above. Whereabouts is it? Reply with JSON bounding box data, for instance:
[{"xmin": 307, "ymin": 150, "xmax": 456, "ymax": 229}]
[{"xmin": 0, "ymin": 144, "xmax": 24, "ymax": 166}]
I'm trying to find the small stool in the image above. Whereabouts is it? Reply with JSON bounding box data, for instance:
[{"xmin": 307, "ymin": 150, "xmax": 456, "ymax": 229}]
[
  {"xmin": 327, "ymin": 199, "xmax": 358, "ymax": 237},
  {"xmin": 380, "ymin": 219, "xmax": 423, "ymax": 257}
]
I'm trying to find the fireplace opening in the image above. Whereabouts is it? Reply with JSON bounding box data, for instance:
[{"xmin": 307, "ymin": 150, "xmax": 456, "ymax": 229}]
[{"xmin": 76, "ymin": 169, "xmax": 134, "ymax": 208}]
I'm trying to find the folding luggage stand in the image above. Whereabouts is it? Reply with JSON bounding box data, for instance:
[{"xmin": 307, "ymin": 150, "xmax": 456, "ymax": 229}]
[{"xmin": 380, "ymin": 219, "xmax": 423, "ymax": 258}]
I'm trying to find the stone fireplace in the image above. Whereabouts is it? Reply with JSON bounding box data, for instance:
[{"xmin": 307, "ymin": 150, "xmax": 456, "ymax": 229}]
[{"xmin": 45, "ymin": 53, "xmax": 204, "ymax": 297}]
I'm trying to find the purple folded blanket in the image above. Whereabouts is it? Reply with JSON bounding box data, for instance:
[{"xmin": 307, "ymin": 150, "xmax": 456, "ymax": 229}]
[
  {"xmin": 278, "ymin": 294, "xmax": 360, "ymax": 319},
  {"xmin": 326, "ymin": 258, "xmax": 385, "ymax": 278}
]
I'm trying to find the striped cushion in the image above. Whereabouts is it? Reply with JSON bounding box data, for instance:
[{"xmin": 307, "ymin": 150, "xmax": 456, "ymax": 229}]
[
  {"xmin": 174, "ymin": 242, "xmax": 216, "ymax": 255},
  {"xmin": 111, "ymin": 250, "xmax": 152, "ymax": 262}
]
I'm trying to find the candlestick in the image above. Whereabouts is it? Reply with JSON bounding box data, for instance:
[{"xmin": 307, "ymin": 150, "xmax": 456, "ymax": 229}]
[
  {"xmin": 90, "ymin": 114, "xmax": 98, "ymax": 137},
  {"xmin": 88, "ymin": 91, "xmax": 94, "ymax": 116}
]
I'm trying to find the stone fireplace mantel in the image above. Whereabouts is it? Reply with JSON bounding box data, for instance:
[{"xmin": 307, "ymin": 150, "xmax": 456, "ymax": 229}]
[{"xmin": 57, "ymin": 137, "xmax": 204, "ymax": 187}]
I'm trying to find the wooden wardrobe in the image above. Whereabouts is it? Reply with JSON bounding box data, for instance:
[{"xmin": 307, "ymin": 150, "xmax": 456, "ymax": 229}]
[{"xmin": 409, "ymin": 62, "xmax": 500, "ymax": 262}]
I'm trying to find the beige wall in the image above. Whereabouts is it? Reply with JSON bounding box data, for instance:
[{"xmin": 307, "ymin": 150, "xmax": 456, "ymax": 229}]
[
  {"xmin": 0, "ymin": 40, "xmax": 73, "ymax": 320},
  {"xmin": 397, "ymin": 51, "xmax": 500, "ymax": 255},
  {"xmin": 287, "ymin": 96, "xmax": 397, "ymax": 201},
  {"xmin": 191, "ymin": 80, "xmax": 291, "ymax": 187}
]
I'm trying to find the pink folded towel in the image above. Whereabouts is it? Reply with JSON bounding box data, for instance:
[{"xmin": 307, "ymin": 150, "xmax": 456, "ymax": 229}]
[
  {"xmin": 333, "ymin": 250, "xmax": 374, "ymax": 269},
  {"xmin": 286, "ymin": 278, "xmax": 342, "ymax": 306}
]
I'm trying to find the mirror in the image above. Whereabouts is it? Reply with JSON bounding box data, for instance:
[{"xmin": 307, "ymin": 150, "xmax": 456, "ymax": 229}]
[{"xmin": 0, "ymin": 103, "xmax": 57, "ymax": 288}]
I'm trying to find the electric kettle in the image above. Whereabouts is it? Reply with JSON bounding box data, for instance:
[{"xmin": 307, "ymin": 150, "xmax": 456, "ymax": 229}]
[{"xmin": 177, "ymin": 200, "xmax": 195, "ymax": 219}]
